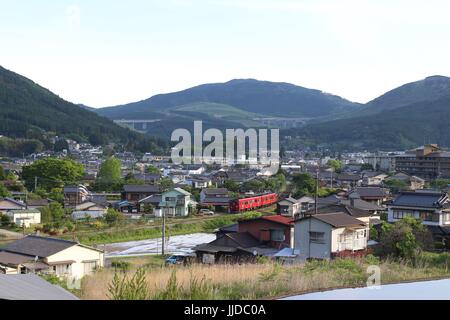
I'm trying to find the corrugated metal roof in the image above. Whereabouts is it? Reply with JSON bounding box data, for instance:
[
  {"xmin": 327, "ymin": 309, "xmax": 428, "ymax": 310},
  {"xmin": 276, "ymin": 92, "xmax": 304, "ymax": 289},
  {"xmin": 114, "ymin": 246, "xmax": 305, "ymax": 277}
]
[{"xmin": 0, "ymin": 274, "xmax": 79, "ymax": 300}]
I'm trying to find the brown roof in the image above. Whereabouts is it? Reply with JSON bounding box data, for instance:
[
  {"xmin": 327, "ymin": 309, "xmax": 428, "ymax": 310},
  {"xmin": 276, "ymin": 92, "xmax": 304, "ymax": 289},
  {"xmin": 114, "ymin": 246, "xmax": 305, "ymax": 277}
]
[{"xmin": 308, "ymin": 212, "xmax": 365, "ymax": 228}]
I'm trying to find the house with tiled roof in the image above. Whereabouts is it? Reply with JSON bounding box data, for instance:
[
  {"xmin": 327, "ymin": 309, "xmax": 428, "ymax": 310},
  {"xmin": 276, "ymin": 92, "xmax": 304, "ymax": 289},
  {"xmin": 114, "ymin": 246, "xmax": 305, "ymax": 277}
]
[{"xmin": 0, "ymin": 235, "xmax": 104, "ymax": 281}]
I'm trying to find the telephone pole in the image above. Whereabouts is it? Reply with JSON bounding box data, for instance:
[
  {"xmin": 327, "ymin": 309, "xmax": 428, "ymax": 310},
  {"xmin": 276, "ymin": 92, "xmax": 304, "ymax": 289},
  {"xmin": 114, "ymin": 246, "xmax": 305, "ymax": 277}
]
[
  {"xmin": 315, "ymin": 169, "xmax": 319, "ymax": 215},
  {"xmin": 34, "ymin": 176, "xmax": 38, "ymax": 192},
  {"xmin": 162, "ymin": 202, "xmax": 168, "ymax": 256}
]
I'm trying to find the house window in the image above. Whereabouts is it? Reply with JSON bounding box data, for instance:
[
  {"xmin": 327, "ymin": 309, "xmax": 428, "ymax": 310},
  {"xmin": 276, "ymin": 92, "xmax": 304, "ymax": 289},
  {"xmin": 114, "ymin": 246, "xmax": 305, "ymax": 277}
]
[
  {"xmin": 310, "ymin": 231, "xmax": 325, "ymax": 244},
  {"xmin": 443, "ymin": 213, "xmax": 450, "ymax": 224},
  {"xmin": 166, "ymin": 197, "xmax": 176, "ymax": 202},
  {"xmin": 270, "ymin": 229, "xmax": 285, "ymax": 242},
  {"xmin": 419, "ymin": 212, "xmax": 433, "ymax": 221}
]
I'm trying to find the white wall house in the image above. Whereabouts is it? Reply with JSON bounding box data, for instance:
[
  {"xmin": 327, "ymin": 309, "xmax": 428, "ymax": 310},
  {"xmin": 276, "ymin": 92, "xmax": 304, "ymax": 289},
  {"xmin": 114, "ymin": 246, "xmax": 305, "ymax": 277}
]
[
  {"xmin": 294, "ymin": 212, "xmax": 368, "ymax": 260},
  {"xmin": 155, "ymin": 188, "xmax": 196, "ymax": 217},
  {"xmin": 6, "ymin": 209, "xmax": 41, "ymax": 228},
  {"xmin": 0, "ymin": 236, "xmax": 104, "ymax": 281}
]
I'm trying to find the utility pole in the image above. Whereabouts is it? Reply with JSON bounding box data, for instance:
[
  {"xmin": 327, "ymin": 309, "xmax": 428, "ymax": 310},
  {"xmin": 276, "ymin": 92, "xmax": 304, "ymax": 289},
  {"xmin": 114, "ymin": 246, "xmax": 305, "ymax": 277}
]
[
  {"xmin": 162, "ymin": 202, "xmax": 168, "ymax": 256},
  {"xmin": 34, "ymin": 176, "xmax": 38, "ymax": 192},
  {"xmin": 315, "ymin": 169, "xmax": 319, "ymax": 215}
]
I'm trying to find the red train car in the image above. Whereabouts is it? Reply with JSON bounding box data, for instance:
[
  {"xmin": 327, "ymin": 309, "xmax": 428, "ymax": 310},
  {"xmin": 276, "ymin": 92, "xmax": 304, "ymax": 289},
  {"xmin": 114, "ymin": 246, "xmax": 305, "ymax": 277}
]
[{"xmin": 229, "ymin": 193, "xmax": 278, "ymax": 213}]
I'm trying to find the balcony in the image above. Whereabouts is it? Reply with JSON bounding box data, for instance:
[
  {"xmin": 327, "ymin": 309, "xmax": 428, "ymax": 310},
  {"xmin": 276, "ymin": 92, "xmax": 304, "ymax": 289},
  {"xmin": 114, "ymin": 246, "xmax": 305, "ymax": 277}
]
[{"xmin": 337, "ymin": 238, "xmax": 367, "ymax": 252}]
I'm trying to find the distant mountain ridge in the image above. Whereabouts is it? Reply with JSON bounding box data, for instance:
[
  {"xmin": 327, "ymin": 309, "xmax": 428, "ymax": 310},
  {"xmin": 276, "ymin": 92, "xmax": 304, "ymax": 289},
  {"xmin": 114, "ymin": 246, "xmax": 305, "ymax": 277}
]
[
  {"xmin": 96, "ymin": 78, "xmax": 362, "ymax": 119},
  {"xmin": 0, "ymin": 66, "xmax": 166, "ymax": 155},
  {"xmin": 357, "ymin": 75, "xmax": 450, "ymax": 116}
]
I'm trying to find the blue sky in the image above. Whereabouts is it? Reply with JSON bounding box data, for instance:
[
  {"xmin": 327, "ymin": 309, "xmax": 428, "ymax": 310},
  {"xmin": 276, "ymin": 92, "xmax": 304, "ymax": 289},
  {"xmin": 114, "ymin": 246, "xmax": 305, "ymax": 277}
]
[{"xmin": 1, "ymin": 0, "xmax": 450, "ymax": 107}]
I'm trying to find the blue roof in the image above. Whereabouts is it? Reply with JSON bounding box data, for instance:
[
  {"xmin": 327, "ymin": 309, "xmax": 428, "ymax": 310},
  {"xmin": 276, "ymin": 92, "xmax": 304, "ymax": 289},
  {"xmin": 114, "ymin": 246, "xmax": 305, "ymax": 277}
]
[{"xmin": 392, "ymin": 192, "xmax": 446, "ymax": 208}]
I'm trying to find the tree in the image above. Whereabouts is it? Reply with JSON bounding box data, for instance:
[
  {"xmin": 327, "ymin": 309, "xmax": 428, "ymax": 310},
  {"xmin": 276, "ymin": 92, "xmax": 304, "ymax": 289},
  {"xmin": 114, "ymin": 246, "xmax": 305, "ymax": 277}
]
[
  {"xmin": 159, "ymin": 177, "xmax": 174, "ymax": 192},
  {"xmin": 0, "ymin": 183, "xmax": 11, "ymax": 198},
  {"xmin": 22, "ymin": 158, "xmax": 84, "ymax": 191},
  {"xmin": 292, "ymin": 173, "xmax": 316, "ymax": 197},
  {"xmin": 95, "ymin": 157, "xmax": 122, "ymax": 191},
  {"xmin": 222, "ymin": 180, "xmax": 239, "ymax": 193},
  {"xmin": 39, "ymin": 202, "xmax": 65, "ymax": 224},
  {"xmin": 327, "ymin": 159, "xmax": 343, "ymax": 172},
  {"xmin": 242, "ymin": 179, "xmax": 266, "ymax": 193},
  {"xmin": 361, "ymin": 163, "xmax": 374, "ymax": 171},
  {"xmin": 378, "ymin": 217, "xmax": 433, "ymax": 259},
  {"xmin": 0, "ymin": 165, "xmax": 5, "ymax": 180},
  {"xmin": 0, "ymin": 214, "xmax": 11, "ymax": 227},
  {"xmin": 146, "ymin": 165, "xmax": 160, "ymax": 174},
  {"xmin": 104, "ymin": 208, "xmax": 125, "ymax": 226},
  {"xmin": 54, "ymin": 139, "xmax": 69, "ymax": 152},
  {"xmin": 384, "ymin": 179, "xmax": 408, "ymax": 193}
]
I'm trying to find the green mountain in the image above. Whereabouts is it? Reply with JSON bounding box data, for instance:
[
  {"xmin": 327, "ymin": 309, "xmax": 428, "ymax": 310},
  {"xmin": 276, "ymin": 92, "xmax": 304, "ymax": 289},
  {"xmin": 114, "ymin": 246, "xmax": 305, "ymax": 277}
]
[
  {"xmin": 285, "ymin": 93, "xmax": 450, "ymax": 151},
  {"xmin": 96, "ymin": 79, "xmax": 362, "ymax": 119},
  {"xmin": 0, "ymin": 66, "xmax": 166, "ymax": 156},
  {"xmin": 358, "ymin": 75, "xmax": 450, "ymax": 116}
]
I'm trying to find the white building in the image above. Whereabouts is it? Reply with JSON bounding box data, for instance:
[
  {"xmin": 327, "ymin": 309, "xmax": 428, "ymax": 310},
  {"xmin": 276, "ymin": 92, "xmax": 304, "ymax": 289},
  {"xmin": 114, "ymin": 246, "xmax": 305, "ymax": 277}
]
[
  {"xmin": 294, "ymin": 212, "xmax": 368, "ymax": 260},
  {"xmin": 0, "ymin": 235, "xmax": 104, "ymax": 281},
  {"xmin": 6, "ymin": 209, "xmax": 41, "ymax": 228}
]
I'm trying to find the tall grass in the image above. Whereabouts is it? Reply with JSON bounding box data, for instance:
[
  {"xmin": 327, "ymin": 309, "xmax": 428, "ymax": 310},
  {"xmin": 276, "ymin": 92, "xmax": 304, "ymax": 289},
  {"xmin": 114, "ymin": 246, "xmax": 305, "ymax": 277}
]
[{"xmin": 80, "ymin": 253, "xmax": 450, "ymax": 300}]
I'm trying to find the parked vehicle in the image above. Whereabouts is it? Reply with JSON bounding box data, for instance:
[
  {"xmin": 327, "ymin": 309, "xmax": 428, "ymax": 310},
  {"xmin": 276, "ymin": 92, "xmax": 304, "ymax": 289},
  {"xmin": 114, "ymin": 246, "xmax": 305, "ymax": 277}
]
[
  {"xmin": 165, "ymin": 254, "xmax": 195, "ymax": 266},
  {"xmin": 165, "ymin": 255, "xmax": 185, "ymax": 265},
  {"xmin": 199, "ymin": 209, "xmax": 215, "ymax": 216}
]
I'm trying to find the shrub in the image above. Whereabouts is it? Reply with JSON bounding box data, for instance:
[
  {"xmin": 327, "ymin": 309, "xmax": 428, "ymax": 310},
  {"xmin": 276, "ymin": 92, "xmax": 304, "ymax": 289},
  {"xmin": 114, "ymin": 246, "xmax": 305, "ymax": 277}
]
[
  {"xmin": 108, "ymin": 267, "xmax": 149, "ymax": 300},
  {"xmin": 111, "ymin": 260, "xmax": 131, "ymax": 271}
]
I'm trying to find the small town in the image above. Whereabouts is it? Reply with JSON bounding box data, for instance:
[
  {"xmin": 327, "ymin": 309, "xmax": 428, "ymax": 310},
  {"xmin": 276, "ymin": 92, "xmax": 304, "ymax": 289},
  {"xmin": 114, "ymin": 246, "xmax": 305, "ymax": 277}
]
[
  {"xmin": 2, "ymin": 141, "xmax": 450, "ymax": 300},
  {"xmin": 2, "ymin": 0, "xmax": 450, "ymax": 311}
]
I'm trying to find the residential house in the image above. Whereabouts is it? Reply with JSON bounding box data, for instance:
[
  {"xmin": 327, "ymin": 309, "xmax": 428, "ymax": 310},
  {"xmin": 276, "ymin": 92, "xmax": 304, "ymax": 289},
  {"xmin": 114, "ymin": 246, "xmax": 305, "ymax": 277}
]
[
  {"xmin": 138, "ymin": 194, "xmax": 162, "ymax": 214},
  {"xmin": 362, "ymin": 172, "xmax": 389, "ymax": 186},
  {"xmin": 0, "ymin": 235, "xmax": 104, "ymax": 281},
  {"xmin": 71, "ymin": 200, "xmax": 109, "ymax": 220},
  {"xmin": 194, "ymin": 215, "xmax": 293, "ymax": 263},
  {"xmin": 184, "ymin": 176, "xmax": 213, "ymax": 189},
  {"xmin": 194, "ymin": 232, "xmax": 276, "ymax": 264},
  {"xmin": 347, "ymin": 187, "xmax": 389, "ymax": 206},
  {"xmin": 199, "ymin": 188, "xmax": 232, "ymax": 211},
  {"xmin": 387, "ymin": 190, "xmax": 450, "ymax": 241},
  {"xmin": 155, "ymin": 188, "xmax": 196, "ymax": 217},
  {"xmin": 385, "ymin": 172, "xmax": 425, "ymax": 190},
  {"xmin": 277, "ymin": 197, "xmax": 301, "ymax": 217},
  {"xmin": 0, "ymin": 198, "xmax": 26, "ymax": 214},
  {"xmin": 6, "ymin": 209, "xmax": 41, "ymax": 228},
  {"xmin": 64, "ymin": 185, "xmax": 91, "ymax": 207},
  {"xmin": 294, "ymin": 212, "xmax": 368, "ymax": 260},
  {"xmin": 336, "ymin": 173, "xmax": 362, "ymax": 188},
  {"xmin": 238, "ymin": 215, "xmax": 294, "ymax": 249},
  {"xmin": 121, "ymin": 185, "xmax": 161, "ymax": 203},
  {"xmin": 26, "ymin": 198, "xmax": 50, "ymax": 210},
  {"xmin": 133, "ymin": 173, "xmax": 161, "ymax": 184}
]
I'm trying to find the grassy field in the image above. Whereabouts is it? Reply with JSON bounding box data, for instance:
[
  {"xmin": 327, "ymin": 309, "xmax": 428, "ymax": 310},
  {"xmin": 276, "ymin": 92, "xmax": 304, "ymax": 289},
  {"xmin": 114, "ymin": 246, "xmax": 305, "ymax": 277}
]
[
  {"xmin": 80, "ymin": 252, "xmax": 450, "ymax": 300},
  {"xmin": 68, "ymin": 211, "xmax": 266, "ymax": 245}
]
